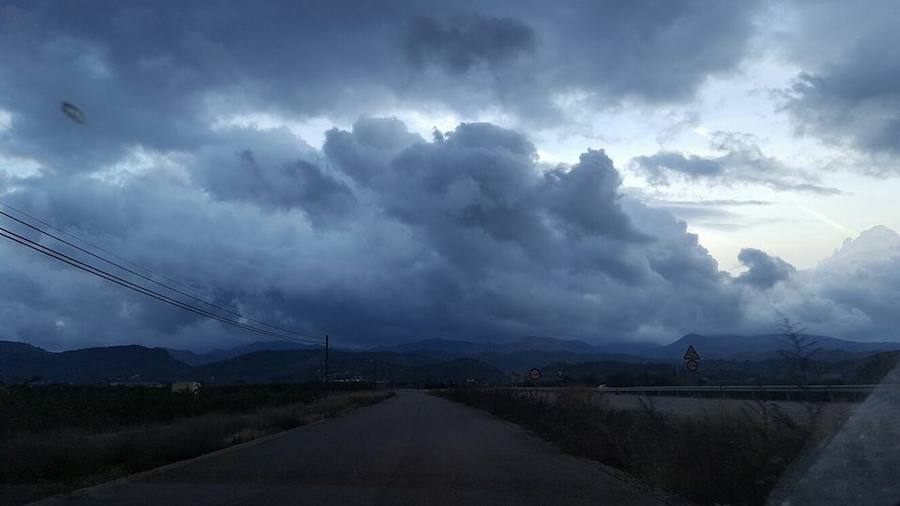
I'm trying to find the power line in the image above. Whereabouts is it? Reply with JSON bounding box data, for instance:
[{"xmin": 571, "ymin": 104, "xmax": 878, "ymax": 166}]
[
  {"xmin": 0, "ymin": 224, "xmax": 323, "ymax": 345},
  {"xmin": 0, "ymin": 200, "xmax": 201, "ymax": 293},
  {"xmin": 0, "ymin": 201, "xmax": 315, "ymax": 341},
  {"xmin": 0, "ymin": 225, "xmax": 321, "ymax": 344}
]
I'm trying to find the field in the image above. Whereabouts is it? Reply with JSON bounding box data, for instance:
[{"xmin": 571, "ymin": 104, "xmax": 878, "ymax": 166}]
[
  {"xmin": 439, "ymin": 388, "xmax": 850, "ymax": 506},
  {"xmin": 0, "ymin": 383, "xmax": 392, "ymax": 505}
]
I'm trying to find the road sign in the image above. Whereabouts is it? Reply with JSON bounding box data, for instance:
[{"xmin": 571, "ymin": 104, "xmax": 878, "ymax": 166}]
[
  {"xmin": 685, "ymin": 359, "xmax": 699, "ymax": 372},
  {"xmin": 683, "ymin": 345, "xmax": 700, "ymax": 361},
  {"xmin": 528, "ymin": 368, "xmax": 541, "ymax": 381}
]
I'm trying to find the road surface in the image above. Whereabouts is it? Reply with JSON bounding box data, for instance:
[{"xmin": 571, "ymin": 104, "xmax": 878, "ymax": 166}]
[{"xmin": 50, "ymin": 391, "xmax": 658, "ymax": 506}]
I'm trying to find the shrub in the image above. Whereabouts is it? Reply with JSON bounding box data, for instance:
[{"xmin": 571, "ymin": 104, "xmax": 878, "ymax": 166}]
[{"xmin": 439, "ymin": 388, "xmax": 822, "ymax": 506}]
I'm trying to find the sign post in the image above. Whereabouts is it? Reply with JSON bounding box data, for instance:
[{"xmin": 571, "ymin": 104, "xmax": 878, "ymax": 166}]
[
  {"xmin": 528, "ymin": 368, "xmax": 542, "ymax": 382},
  {"xmin": 683, "ymin": 345, "xmax": 700, "ymax": 374}
]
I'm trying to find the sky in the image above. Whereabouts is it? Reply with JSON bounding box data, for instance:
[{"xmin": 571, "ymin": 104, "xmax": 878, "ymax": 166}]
[{"xmin": 1, "ymin": 0, "xmax": 900, "ymax": 351}]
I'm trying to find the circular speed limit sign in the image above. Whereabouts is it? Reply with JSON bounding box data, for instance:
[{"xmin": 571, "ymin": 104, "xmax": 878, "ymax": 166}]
[
  {"xmin": 528, "ymin": 368, "xmax": 542, "ymax": 381},
  {"xmin": 685, "ymin": 359, "xmax": 699, "ymax": 372}
]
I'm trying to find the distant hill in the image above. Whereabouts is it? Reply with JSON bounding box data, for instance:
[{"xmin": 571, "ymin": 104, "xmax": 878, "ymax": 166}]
[
  {"xmin": 1, "ymin": 340, "xmax": 501, "ymax": 386},
  {"xmin": 382, "ymin": 338, "xmax": 491, "ymax": 355},
  {"xmin": 193, "ymin": 349, "xmax": 504, "ymax": 385},
  {"xmin": 194, "ymin": 349, "xmax": 326, "ymax": 383},
  {"xmin": 167, "ymin": 340, "xmax": 316, "ymax": 366},
  {"xmin": 0, "ymin": 341, "xmax": 191, "ymax": 383},
  {"xmin": 6, "ymin": 331, "xmax": 900, "ymax": 386},
  {"xmin": 376, "ymin": 336, "xmax": 650, "ymax": 373},
  {"xmin": 379, "ymin": 332, "xmax": 900, "ymax": 367},
  {"xmin": 381, "ymin": 335, "xmax": 660, "ymax": 356},
  {"xmin": 650, "ymin": 333, "xmax": 900, "ymax": 361}
]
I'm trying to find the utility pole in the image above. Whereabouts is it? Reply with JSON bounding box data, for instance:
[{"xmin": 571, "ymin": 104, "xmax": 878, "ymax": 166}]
[{"xmin": 323, "ymin": 335, "xmax": 329, "ymax": 405}]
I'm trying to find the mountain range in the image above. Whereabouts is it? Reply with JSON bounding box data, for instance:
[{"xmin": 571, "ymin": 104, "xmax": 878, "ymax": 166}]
[
  {"xmin": 3, "ymin": 333, "xmax": 900, "ymax": 385},
  {"xmin": 376, "ymin": 334, "xmax": 900, "ymax": 363}
]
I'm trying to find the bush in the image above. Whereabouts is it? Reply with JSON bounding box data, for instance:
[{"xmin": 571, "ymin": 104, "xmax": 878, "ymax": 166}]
[
  {"xmin": 439, "ymin": 388, "xmax": 820, "ymax": 506},
  {"xmin": 0, "ymin": 383, "xmax": 328, "ymax": 439},
  {"xmin": 0, "ymin": 390, "xmax": 392, "ymax": 505}
]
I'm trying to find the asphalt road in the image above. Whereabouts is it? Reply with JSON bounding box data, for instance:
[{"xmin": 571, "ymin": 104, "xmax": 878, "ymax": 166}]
[{"xmin": 53, "ymin": 391, "xmax": 659, "ymax": 506}]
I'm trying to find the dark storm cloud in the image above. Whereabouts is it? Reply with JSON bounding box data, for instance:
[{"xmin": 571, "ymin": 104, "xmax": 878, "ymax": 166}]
[
  {"xmin": 404, "ymin": 15, "xmax": 536, "ymax": 73},
  {"xmin": 5, "ymin": 1, "xmax": 899, "ymax": 350},
  {"xmin": 3, "ymin": 116, "xmax": 899, "ymax": 349},
  {"xmin": 735, "ymin": 248, "xmax": 795, "ymax": 290},
  {"xmin": 323, "ymin": 118, "xmax": 425, "ymax": 185},
  {"xmin": 779, "ymin": 1, "xmax": 900, "ymax": 168},
  {"xmin": 327, "ymin": 120, "xmax": 646, "ymax": 281},
  {"xmin": 631, "ymin": 132, "xmax": 841, "ymax": 194},
  {"xmin": 532, "ymin": 0, "xmax": 761, "ymax": 103},
  {"xmin": 189, "ymin": 127, "xmax": 356, "ymax": 222},
  {"xmin": 0, "ymin": 0, "xmax": 763, "ymax": 170},
  {"xmin": 0, "ymin": 117, "xmax": 759, "ymax": 349}
]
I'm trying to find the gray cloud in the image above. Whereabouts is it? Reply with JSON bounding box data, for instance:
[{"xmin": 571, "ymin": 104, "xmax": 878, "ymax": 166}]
[
  {"xmin": 404, "ymin": 15, "xmax": 536, "ymax": 74},
  {"xmin": 643, "ymin": 199, "xmax": 773, "ymax": 228},
  {"xmin": 189, "ymin": 127, "xmax": 356, "ymax": 223},
  {"xmin": 778, "ymin": 1, "xmax": 900, "ymax": 168},
  {"xmin": 631, "ymin": 132, "xmax": 842, "ymax": 194},
  {"xmin": 736, "ymin": 248, "xmax": 796, "ymax": 290},
  {"xmin": 2, "ymin": 117, "xmax": 899, "ymax": 349},
  {"xmin": 3, "ymin": 1, "xmax": 900, "ymax": 351},
  {"xmin": 0, "ymin": 0, "xmax": 763, "ymax": 167},
  {"xmin": 753, "ymin": 226, "xmax": 900, "ymax": 341},
  {"xmin": 0, "ymin": 117, "xmax": 761, "ymax": 349}
]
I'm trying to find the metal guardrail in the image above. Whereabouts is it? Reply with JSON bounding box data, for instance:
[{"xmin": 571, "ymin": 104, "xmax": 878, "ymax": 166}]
[
  {"xmin": 502, "ymin": 385, "xmax": 900, "ymax": 393},
  {"xmin": 495, "ymin": 384, "xmax": 900, "ymax": 401},
  {"xmin": 596, "ymin": 384, "xmax": 900, "ymax": 393}
]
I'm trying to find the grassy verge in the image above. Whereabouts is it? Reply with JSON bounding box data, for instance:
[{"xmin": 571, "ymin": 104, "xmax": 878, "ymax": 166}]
[
  {"xmin": 0, "ymin": 383, "xmax": 367, "ymax": 436},
  {"xmin": 1, "ymin": 390, "xmax": 393, "ymax": 505},
  {"xmin": 438, "ymin": 388, "xmax": 846, "ymax": 506}
]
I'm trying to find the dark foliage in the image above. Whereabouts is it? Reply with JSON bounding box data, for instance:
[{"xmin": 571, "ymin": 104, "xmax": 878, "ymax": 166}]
[{"xmin": 440, "ymin": 388, "xmax": 819, "ymax": 506}]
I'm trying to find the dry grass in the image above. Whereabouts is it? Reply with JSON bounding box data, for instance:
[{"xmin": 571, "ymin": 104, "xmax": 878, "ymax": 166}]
[
  {"xmin": 439, "ymin": 388, "xmax": 847, "ymax": 506},
  {"xmin": 1, "ymin": 391, "xmax": 392, "ymax": 505}
]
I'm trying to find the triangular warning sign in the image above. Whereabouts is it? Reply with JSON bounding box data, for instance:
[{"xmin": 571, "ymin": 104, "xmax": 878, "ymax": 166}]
[{"xmin": 683, "ymin": 345, "xmax": 700, "ymax": 361}]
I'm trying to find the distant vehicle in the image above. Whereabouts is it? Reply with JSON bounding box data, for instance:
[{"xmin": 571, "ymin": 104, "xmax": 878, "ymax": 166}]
[{"xmin": 171, "ymin": 381, "xmax": 201, "ymax": 396}]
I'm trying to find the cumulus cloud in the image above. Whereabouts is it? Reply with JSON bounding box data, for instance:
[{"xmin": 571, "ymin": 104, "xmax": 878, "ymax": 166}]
[
  {"xmin": 736, "ymin": 248, "xmax": 796, "ymax": 290},
  {"xmin": 631, "ymin": 132, "xmax": 841, "ymax": 194},
  {"xmin": 0, "ymin": 116, "xmax": 763, "ymax": 349},
  {"xmin": 2, "ymin": 116, "xmax": 900, "ymax": 349},
  {"xmin": 2, "ymin": 1, "xmax": 899, "ymax": 351},
  {"xmin": 189, "ymin": 127, "xmax": 356, "ymax": 223},
  {"xmin": 749, "ymin": 226, "xmax": 900, "ymax": 340}
]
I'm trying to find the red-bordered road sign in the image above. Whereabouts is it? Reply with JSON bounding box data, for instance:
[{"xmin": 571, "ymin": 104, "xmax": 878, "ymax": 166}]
[
  {"xmin": 528, "ymin": 368, "xmax": 541, "ymax": 381},
  {"xmin": 685, "ymin": 359, "xmax": 700, "ymax": 372},
  {"xmin": 683, "ymin": 345, "xmax": 700, "ymax": 361}
]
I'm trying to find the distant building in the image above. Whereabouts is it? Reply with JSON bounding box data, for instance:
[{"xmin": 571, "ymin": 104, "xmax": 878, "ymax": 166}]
[
  {"xmin": 108, "ymin": 381, "xmax": 165, "ymax": 388},
  {"xmin": 171, "ymin": 381, "xmax": 202, "ymax": 395}
]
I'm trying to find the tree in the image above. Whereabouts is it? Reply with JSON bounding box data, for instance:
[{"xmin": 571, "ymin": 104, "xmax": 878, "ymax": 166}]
[{"xmin": 779, "ymin": 318, "xmax": 822, "ymax": 385}]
